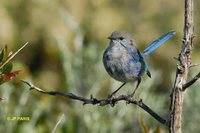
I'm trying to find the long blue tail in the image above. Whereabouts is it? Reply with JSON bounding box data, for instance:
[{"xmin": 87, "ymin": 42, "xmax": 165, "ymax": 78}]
[{"xmin": 142, "ymin": 31, "xmax": 175, "ymax": 56}]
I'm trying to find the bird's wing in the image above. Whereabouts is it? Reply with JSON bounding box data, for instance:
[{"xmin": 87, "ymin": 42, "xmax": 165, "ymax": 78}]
[
  {"xmin": 127, "ymin": 47, "xmax": 139, "ymax": 61},
  {"xmin": 136, "ymin": 50, "xmax": 151, "ymax": 78},
  {"xmin": 128, "ymin": 48, "xmax": 151, "ymax": 78},
  {"xmin": 142, "ymin": 31, "xmax": 175, "ymax": 56}
]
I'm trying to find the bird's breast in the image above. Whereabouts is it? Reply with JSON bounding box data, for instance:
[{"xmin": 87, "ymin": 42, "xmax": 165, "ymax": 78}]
[{"xmin": 103, "ymin": 44, "xmax": 145, "ymax": 82}]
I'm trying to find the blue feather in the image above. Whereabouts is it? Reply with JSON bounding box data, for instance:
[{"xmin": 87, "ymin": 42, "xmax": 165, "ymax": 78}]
[{"xmin": 142, "ymin": 31, "xmax": 175, "ymax": 56}]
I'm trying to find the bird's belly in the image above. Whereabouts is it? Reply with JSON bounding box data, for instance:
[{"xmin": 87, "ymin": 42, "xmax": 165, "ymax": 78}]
[{"xmin": 103, "ymin": 52, "xmax": 144, "ymax": 82}]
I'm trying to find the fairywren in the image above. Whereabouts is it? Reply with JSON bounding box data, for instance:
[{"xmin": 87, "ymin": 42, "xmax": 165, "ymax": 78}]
[{"xmin": 103, "ymin": 30, "xmax": 175, "ymax": 97}]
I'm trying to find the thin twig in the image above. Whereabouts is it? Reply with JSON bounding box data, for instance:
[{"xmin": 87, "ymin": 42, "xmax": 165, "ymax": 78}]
[
  {"xmin": 21, "ymin": 79, "xmax": 168, "ymax": 127},
  {"xmin": 182, "ymin": 72, "xmax": 200, "ymax": 91},
  {"xmin": 0, "ymin": 42, "xmax": 29, "ymax": 69}
]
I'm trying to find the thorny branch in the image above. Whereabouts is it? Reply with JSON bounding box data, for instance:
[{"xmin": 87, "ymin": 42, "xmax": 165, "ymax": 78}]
[
  {"xmin": 169, "ymin": 0, "xmax": 195, "ymax": 132},
  {"xmin": 182, "ymin": 72, "xmax": 200, "ymax": 91},
  {"xmin": 21, "ymin": 79, "xmax": 169, "ymax": 127}
]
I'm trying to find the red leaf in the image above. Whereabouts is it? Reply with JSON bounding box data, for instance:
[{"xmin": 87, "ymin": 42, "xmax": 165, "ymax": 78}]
[{"xmin": 0, "ymin": 70, "xmax": 21, "ymax": 83}]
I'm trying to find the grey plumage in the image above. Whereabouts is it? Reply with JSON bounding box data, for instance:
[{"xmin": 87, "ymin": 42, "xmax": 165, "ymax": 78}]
[{"xmin": 103, "ymin": 30, "xmax": 175, "ymax": 97}]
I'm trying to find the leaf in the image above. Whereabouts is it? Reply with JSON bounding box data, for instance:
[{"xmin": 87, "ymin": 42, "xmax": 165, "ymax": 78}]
[
  {"xmin": 0, "ymin": 48, "xmax": 4, "ymax": 62},
  {"xmin": 2, "ymin": 45, "xmax": 8, "ymax": 61},
  {"xmin": 0, "ymin": 45, "xmax": 9, "ymax": 65},
  {"xmin": 2, "ymin": 63, "xmax": 13, "ymax": 74}
]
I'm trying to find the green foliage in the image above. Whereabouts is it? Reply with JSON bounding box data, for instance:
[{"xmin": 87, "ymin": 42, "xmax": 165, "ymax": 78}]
[
  {"xmin": 0, "ymin": 45, "xmax": 24, "ymax": 85},
  {"xmin": 2, "ymin": 63, "xmax": 13, "ymax": 74},
  {"xmin": 0, "ymin": 45, "xmax": 24, "ymax": 101},
  {"xmin": 0, "ymin": 42, "xmax": 28, "ymax": 102}
]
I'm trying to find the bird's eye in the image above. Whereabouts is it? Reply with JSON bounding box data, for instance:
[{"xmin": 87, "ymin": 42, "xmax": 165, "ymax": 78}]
[{"xmin": 119, "ymin": 37, "xmax": 124, "ymax": 40}]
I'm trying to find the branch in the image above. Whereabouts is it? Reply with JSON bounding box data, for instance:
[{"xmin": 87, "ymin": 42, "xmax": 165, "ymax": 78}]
[
  {"xmin": 182, "ymin": 72, "xmax": 200, "ymax": 91},
  {"xmin": 169, "ymin": 0, "xmax": 194, "ymax": 132},
  {"xmin": 21, "ymin": 79, "xmax": 168, "ymax": 127}
]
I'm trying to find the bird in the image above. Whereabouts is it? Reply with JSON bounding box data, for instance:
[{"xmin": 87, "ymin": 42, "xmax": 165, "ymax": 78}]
[{"xmin": 103, "ymin": 30, "xmax": 175, "ymax": 98}]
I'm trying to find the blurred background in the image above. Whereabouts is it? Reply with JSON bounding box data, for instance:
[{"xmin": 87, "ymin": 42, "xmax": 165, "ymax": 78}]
[{"xmin": 0, "ymin": 0, "xmax": 200, "ymax": 132}]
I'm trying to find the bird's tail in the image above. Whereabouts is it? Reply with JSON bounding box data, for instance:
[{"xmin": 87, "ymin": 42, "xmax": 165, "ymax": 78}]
[{"xmin": 142, "ymin": 31, "xmax": 176, "ymax": 56}]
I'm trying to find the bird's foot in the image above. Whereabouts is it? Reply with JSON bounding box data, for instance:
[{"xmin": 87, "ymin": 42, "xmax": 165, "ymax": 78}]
[
  {"xmin": 128, "ymin": 91, "xmax": 136, "ymax": 98},
  {"xmin": 127, "ymin": 94, "xmax": 134, "ymax": 100},
  {"xmin": 108, "ymin": 82, "xmax": 126, "ymax": 99},
  {"xmin": 107, "ymin": 94, "xmax": 117, "ymax": 107},
  {"xmin": 125, "ymin": 94, "xmax": 135, "ymax": 104},
  {"xmin": 108, "ymin": 89, "xmax": 120, "ymax": 99},
  {"xmin": 108, "ymin": 93, "xmax": 116, "ymax": 99}
]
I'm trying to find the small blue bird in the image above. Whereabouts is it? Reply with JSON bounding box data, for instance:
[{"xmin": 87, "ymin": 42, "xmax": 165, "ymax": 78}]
[{"xmin": 103, "ymin": 30, "xmax": 175, "ymax": 97}]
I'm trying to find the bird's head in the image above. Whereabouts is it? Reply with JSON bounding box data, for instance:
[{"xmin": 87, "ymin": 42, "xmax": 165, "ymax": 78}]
[{"xmin": 108, "ymin": 30, "xmax": 136, "ymax": 48}]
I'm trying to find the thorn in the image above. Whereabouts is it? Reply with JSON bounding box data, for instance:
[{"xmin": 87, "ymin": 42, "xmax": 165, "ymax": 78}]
[
  {"xmin": 181, "ymin": 38, "xmax": 186, "ymax": 43},
  {"xmin": 138, "ymin": 99, "xmax": 143, "ymax": 105},
  {"xmin": 189, "ymin": 63, "xmax": 200, "ymax": 68},
  {"xmin": 192, "ymin": 35, "xmax": 196, "ymax": 39},
  {"xmin": 173, "ymin": 57, "xmax": 179, "ymax": 61}
]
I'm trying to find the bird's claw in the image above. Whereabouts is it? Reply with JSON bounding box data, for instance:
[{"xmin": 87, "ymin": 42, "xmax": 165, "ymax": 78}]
[
  {"xmin": 108, "ymin": 93, "xmax": 116, "ymax": 99},
  {"xmin": 125, "ymin": 94, "xmax": 135, "ymax": 104}
]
